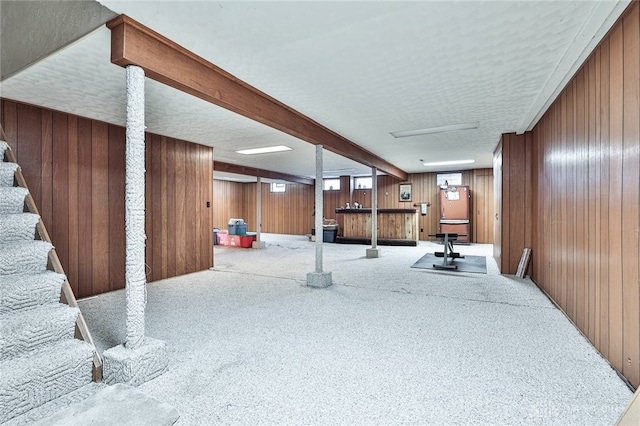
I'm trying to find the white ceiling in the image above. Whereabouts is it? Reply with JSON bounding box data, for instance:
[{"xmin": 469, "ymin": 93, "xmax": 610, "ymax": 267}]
[{"xmin": 0, "ymin": 0, "xmax": 630, "ymax": 180}]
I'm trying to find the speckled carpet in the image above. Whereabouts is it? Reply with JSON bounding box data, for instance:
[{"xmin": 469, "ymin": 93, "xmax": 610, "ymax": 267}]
[{"xmin": 23, "ymin": 234, "xmax": 632, "ymax": 425}]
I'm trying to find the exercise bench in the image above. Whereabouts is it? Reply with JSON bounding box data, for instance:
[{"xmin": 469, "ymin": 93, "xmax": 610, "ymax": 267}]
[{"xmin": 429, "ymin": 233, "xmax": 465, "ymax": 270}]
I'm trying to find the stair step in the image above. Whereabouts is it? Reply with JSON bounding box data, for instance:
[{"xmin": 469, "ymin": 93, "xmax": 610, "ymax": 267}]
[
  {"xmin": 0, "ymin": 240, "xmax": 52, "ymax": 275},
  {"xmin": 2, "ymin": 382, "xmax": 107, "ymax": 426},
  {"xmin": 0, "ymin": 187, "xmax": 28, "ymax": 214},
  {"xmin": 0, "ymin": 162, "xmax": 18, "ymax": 187},
  {"xmin": 0, "ymin": 140, "xmax": 8, "ymax": 161},
  {"xmin": 0, "ymin": 141, "xmax": 99, "ymax": 424},
  {"xmin": 0, "ymin": 271, "xmax": 66, "ymax": 314},
  {"xmin": 0, "ymin": 339, "xmax": 94, "ymax": 423},
  {"xmin": 0, "ymin": 213, "xmax": 39, "ymax": 243},
  {"xmin": 0, "ymin": 304, "xmax": 80, "ymax": 361}
]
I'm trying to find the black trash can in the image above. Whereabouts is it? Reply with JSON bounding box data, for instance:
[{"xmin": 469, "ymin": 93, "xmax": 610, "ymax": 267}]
[
  {"xmin": 213, "ymin": 228, "xmax": 219, "ymax": 245},
  {"xmin": 323, "ymin": 228, "xmax": 337, "ymax": 243}
]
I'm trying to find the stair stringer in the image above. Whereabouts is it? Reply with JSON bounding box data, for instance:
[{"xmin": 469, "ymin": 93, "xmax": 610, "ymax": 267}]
[{"xmin": 0, "ymin": 135, "xmax": 104, "ymax": 422}]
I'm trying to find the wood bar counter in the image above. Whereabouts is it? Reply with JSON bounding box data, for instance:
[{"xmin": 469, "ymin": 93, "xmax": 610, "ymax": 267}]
[{"xmin": 335, "ymin": 208, "xmax": 419, "ymax": 246}]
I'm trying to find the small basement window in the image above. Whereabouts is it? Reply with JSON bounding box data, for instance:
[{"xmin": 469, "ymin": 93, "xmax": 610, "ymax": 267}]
[
  {"xmin": 270, "ymin": 182, "xmax": 286, "ymax": 193},
  {"xmin": 354, "ymin": 176, "xmax": 372, "ymax": 189},
  {"xmin": 436, "ymin": 172, "xmax": 462, "ymax": 187},
  {"xmin": 323, "ymin": 178, "xmax": 341, "ymax": 191}
]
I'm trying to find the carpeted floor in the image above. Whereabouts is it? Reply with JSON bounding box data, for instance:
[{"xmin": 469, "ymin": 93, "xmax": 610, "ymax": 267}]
[{"xmin": 74, "ymin": 234, "xmax": 631, "ymax": 425}]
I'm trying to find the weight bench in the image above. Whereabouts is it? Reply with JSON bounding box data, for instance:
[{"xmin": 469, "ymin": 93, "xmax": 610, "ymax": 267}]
[{"xmin": 429, "ymin": 233, "xmax": 465, "ymax": 270}]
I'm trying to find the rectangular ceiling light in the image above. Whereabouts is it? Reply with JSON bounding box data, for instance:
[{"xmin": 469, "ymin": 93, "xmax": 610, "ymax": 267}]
[
  {"xmin": 423, "ymin": 159, "xmax": 475, "ymax": 167},
  {"xmin": 236, "ymin": 145, "xmax": 292, "ymax": 155},
  {"xmin": 391, "ymin": 122, "xmax": 479, "ymax": 138}
]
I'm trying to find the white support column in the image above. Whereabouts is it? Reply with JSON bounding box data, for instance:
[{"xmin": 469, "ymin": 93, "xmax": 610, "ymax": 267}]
[
  {"xmin": 307, "ymin": 144, "xmax": 332, "ymax": 287},
  {"xmin": 102, "ymin": 65, "xmax": 168, "ymax": 385},
  {"xmin": 124, "ymin": 65, "xmax": 146, "ymax": 349},
  {"xmin": 367, "ymin": 166, "xmax": 381, "ymax": 258},
  {"xmin": 253, "ymin": 176, "xmax": 265, "ymax": 248}
]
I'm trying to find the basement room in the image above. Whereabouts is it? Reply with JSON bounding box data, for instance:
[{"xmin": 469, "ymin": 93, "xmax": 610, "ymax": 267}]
[{"xmin": 0, "ymin": 0, "xmax": 638, "ymax": 424}]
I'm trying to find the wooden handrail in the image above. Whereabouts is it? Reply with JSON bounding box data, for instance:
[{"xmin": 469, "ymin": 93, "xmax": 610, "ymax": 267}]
[{"xmin": 1, "ymin": 125, "xmax": 103, "ymax": 381}]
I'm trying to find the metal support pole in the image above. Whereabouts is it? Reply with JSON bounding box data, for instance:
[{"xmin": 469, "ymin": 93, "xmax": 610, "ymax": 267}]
[
  {"xmin": 315, "ymin": 144, "xmax": 323, "ymax": 273},
  {"xmin": 124, "ymin": 65, "xmax": 146, "ymax": 349},
  {"xmin": 367, "ymin": 167, "xmax": 381, "ymax": 258},
  {"xmin": 306, "ymin": 144, "xmax": 332, "ymax": 287},
  {"xmin": 256, "ymin": 176, "xmax": 262, "ymax": 242},
  {"xmin": 371, "ymin": 167, "xmax": 378, "ymax": 249}
]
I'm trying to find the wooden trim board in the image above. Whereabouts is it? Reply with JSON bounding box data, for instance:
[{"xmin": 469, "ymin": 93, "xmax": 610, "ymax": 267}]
[{"xmin": 516, "ymin": 248, "xmax": 532, "ymax": 278}]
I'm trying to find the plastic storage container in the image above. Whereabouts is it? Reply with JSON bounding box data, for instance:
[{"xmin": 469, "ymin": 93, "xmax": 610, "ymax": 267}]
[
  {"xmin": 232, "ymin": 234, "xmax": 256, "ymax": 248},
  {"xmin": 229, "ymin": 224, "xmax": 247, "ymax": 235},
  {"xmin": 217, "ymin": 230, "xmax": 229, "ymax": 245},
  {"xmin": 228, "ymin": 218, "xmax": 247, "ymax": 235}
]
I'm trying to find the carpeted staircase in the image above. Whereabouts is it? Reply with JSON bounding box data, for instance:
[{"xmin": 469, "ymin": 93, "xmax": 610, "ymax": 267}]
[{"xmin": 0, "ymin": 140, "xmax": 99, "ymax": 423}]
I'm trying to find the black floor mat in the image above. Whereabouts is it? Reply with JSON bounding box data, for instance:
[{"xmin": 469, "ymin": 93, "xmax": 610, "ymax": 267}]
[{"xmin": 411, "ymin": 253, "xmax": 487, "ymax": 274}]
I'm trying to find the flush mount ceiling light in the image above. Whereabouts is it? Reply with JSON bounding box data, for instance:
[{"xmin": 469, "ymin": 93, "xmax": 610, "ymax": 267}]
[
  {"xmin": 235, "ymin": 145, "xmax": 292, "ymax": 155},
  {"xmin": 423, "ymin": 159, "xmax": 475, "ymax": 167},
  {"xmin": 323, "ymin": 168, "xmax": 356, "ymax": 175},
  {"xmin": 391, "ymin": 122, "xmax": 479, "ymax": 138}
]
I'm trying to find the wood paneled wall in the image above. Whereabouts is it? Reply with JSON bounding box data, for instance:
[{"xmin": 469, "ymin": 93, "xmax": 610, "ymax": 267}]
[
  {"xmin": 493, "ymin": 145, "xmax": 503, "ymax": 266},
  {"xmin": 212, "ymin": 180, "xmax": 246, "ymax": 230},
  {"xmin": 214, "ymin": 181, "xmax": 315, "ymax": 235},
  {"xmin": 145, "ymin": 134, "xmax": 213, "ymax": 283},
  {"xmin": 472, "ymin": 168, "xmax": 495, "ymax": 244},
  {"xmin": 214, "ymin": 172, "xmax": 493, "ymax": 241},
  {"xmin": 1, "ymin": 99, "xmax": 214, "ymax": 298},
  {"xmin": 494, "ymin": 133, "xmax": 534, "ymax": 274},
  {"xmin": 244, "ymin": 182, "xmax": 315, "ymax": 235},
  {"xmin": 322, "ymin": 176, "xmax": 351, "ymax": 234},
  {"xmin": 321, "ymin": 170, "xmax": 493, "ymax": 242},
  {"xmin": 499, "ymin": 2, "xmax": 639, "ymax": 388}
]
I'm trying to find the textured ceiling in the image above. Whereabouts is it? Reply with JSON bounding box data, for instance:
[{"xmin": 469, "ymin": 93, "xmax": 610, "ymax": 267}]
[
  {"xmin": 0, "ymin": 0, "xmax": 116, "ymax": 80},
  {"xmin": 0, "ymin": 0, "xmax": 630, "ymax": 180}
]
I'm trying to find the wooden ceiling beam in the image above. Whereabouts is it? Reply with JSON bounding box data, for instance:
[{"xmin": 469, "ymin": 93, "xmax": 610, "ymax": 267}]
[
  {"xmin": 214, "ymin": 161, "xmax": 314, "ymax": 186},
  {"xmin": 106, "ymin": 15, "xmax": 408, "ymax": 181}
]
